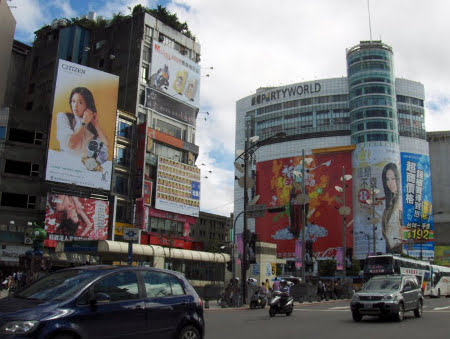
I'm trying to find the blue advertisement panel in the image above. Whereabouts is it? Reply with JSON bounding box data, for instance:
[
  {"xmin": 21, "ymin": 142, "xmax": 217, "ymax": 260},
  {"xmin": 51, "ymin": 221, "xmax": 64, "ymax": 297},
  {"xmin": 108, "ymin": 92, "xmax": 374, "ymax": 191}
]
[{"xmin": 401, "ymin": 153, "xmax": 434, "ymax": 259}]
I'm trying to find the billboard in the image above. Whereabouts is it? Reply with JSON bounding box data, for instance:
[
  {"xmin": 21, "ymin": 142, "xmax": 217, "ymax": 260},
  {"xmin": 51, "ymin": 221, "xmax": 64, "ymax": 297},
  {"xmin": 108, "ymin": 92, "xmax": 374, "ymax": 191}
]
[
  {"xmin": 44, "ymin": 193, "xmax": 109, "ymax": 247},
  {"xmin": 144, "ymin": 87, "xmax": 198, "ymax": 126},
  {"xmin": 401, "ymin": 152, "xmax": 434, "ymax": 259},
  {"xmin": 155, "ymin": 156, "xmax": 200, "ymax": 217},
  {"xmin": 352, "ymin": 143, "xmax": 402, "ymax": 259},
  {"xmin": 434, "ymin": 246, "xmax": 450, "ymax": 267},
  {"xmin": 46, "ymin": 59, "xmax": 119, "ymax": 190},
  {"xmin": 255, "ymin": 151, "xmax": 353, "ymax": 261},
  {"xmin": 149, "ymin": 41, "xmax": 200, "ymax": 109}
]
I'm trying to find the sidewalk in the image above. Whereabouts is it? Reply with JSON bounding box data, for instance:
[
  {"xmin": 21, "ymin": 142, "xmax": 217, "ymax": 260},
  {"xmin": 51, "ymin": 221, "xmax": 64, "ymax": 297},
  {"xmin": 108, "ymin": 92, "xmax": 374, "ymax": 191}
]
[{"xmin": 0, "ymin": 289, "xmax": 9, "ymax": 299}]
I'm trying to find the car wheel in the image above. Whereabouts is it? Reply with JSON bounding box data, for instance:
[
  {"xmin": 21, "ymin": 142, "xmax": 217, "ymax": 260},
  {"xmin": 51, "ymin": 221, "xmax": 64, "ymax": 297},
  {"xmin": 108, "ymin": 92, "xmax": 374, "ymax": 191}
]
[
  {"xmin": 395, "ymin": 303, "xmax": 404, "ymax": 322},
  {"xmin": 414, "ymin": 299, "xmax": 423, "ymax": 318},
  {"xmin": 352, "ymin": 311, "xmax": 362, "ymax": 322},
  {"xmin": 178, "ymin": 325, "xmax": 200, "ymax": 339},
  {"xmin": 286, "ymin": 310, "xmax": 292, "ymax": 316}
]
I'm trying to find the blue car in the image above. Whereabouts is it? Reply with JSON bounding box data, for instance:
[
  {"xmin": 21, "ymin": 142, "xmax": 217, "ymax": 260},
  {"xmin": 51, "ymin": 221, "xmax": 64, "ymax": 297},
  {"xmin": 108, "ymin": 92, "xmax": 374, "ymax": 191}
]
[{"xmin": 0, "ymin": 265, "xmax": 204, "ymax": 338}]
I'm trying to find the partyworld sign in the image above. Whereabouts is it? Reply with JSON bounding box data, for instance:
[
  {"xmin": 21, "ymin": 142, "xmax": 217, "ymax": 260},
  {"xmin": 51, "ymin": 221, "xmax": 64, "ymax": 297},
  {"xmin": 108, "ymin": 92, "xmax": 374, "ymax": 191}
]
[{"xmin": 251, "ymin": 82, "xmax": 321, "ymax": 106}]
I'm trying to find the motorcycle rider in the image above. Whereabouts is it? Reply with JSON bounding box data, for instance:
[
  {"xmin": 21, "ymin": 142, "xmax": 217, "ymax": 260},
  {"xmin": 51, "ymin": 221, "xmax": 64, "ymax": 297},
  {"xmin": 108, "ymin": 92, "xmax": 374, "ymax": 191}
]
[{"xmin": 280, "ymin": 280, "xmax": 290, "ymax": 294}]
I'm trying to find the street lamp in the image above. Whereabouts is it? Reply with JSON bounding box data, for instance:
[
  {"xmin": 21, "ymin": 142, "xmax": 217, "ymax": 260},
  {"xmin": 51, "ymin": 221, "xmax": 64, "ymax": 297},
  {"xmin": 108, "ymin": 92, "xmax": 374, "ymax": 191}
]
[
  {"xmin": 334, "ymin": 167, "xmax": 352, "ymax": 278},
  {"xmin": 365, "ymin": 181, "xmax": 380, "ymax": 255},
  {"xmin": 235, "ymin": 130, "xmax": 286, "ymax": 303}
]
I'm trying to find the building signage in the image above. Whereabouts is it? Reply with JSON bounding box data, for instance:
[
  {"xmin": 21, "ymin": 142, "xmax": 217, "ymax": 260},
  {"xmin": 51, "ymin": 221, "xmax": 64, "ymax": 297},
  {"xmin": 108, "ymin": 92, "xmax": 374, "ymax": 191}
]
[
  {"xmin": 44, "ymin": 193, "xmax": 109, "ymax": 248},
  {"xmin": 145, "ymin": 87, "xmax": 198, "ymax": 126},
  {"xmin": 147, "ymin": 207, "xmax": 197, "ymax": 224},
  {"xmin": 149, "ymin": 41, "xmax": 201, "ymax": 109},
  {"xmin": 251, "ymin": 82, "xmax": 321, "ymax": 106},
  {"xmin": 155, "ymin": 156, "xmax": 200, "ymax": 217},
  {"xmin": 46, "ymin": 59, "xmax": 119, "ymax": 190},
  {"xmin": 0, "ymin": 244, "xmax": 29, "ymax": 262}
]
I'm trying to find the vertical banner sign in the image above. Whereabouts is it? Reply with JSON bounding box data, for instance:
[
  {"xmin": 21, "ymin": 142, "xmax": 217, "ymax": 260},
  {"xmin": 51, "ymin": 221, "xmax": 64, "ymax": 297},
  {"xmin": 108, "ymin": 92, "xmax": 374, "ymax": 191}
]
[
  {"xmin": 352, "ymin": 143, "xmax": 403, "ymax": 259},
  {"xmin": 143, "ymin": 181, "xmax": 153, "ymax": 205},
  {"xmin": 401, "ymin": 153, "xmax": 434, "ymax": 259},
  {"xmin": 46, "ymin": 60, "xmax": 119, "ymax": 190},
  {"xmin": 134, "ymin": 198, "xmax": 146, "ymax": 230}
]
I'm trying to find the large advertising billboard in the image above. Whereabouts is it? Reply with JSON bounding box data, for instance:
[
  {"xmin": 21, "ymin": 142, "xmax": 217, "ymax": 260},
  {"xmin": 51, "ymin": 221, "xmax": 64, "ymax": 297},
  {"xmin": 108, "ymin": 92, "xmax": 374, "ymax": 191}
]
[
  {"xmin": 149, "ymin": 41, "xmax": 200, "ymax": 109},
  {"xmin": 46, "ymin": 59, "xmax": 119, "ymax": 190},
  {"xmin": 44, "ymin": 193, "xmax": 109, "ymax": 247},
  {"xmin": 155, "ymin": 156, "xmax": 200, "ymax": 217},
  {"xmin": 255, "ymin": 151, "xmax": 353, "ymax": 261},
  {"xmin": 434, "ymin": 246, "xmax": 450, "ymax": 267},
  {"xmin": 401, "ymin": 152, "xmax": 434, "ymax": 259},
  {"xmin": 352, "ymin": 143, "xmax": 403, "ymax": 259}
]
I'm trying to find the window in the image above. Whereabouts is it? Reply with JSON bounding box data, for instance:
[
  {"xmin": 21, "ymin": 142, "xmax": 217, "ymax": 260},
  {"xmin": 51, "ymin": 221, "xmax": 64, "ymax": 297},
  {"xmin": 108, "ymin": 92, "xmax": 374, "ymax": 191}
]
[
  {"xmin": 142, "ymin": 45, "xmax": 151, "ymax": 63},
  {"xmin": 116, "ymin": 202, "xmax": 129, "ymax": 222},
  {"xmin": 9, "ymin": 128, "xmax": 43, "ymax": 145},
  {"xmin": 117, "ymin": 120, "xmax": 133, "ymax": 139},
  {"xmin": 4, "ymin": 160, "xmax": 39, "ymax": 177},
  {"xmin": 142, "ymin": 271, "xmax": 185, "ymax": 298},
  {"xmin": 93, "ymin": 272, "xmax": 139, "ymax": 301},
  {"xmin": 1, "ymin": 192, "xmax": 36, "ymax": 209},
  {"xmin": 141, "ymin": 65, "xmax": 149, "ymax": 83},
  {"xmin": 0, "ymin": 126, "xmax": 5, "ymax": 140},
  {"xmin": 145, "ymin": 25, "xmax": 153, "ymax": 40},
  {"xmin": 154, "ymin": 119, "xmax": 182, "ymax": 139},
  {"xmin": 114, "ymin": 174, "xmax": 129, "ymax": 195},
  {"xmin": 116, "ymin": 146, "xmax": 131, "ymax": 167}
]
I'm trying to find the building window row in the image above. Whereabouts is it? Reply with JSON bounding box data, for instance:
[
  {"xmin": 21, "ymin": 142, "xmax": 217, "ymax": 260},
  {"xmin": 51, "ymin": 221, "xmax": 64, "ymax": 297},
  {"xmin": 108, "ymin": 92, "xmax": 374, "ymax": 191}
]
[
  {"xmin": 8, "ymin": 128, "xmax": 43, "ymax": 145},
  {"xmin": 349, "ymin": 76, "xmax": 392, "ymax": 88},
  {"xmin": 256, "ymin": 95, "xmax": 348, "ymax": 115},
  {"xmin": 396, "ymin": 95, "xmax": 424, "ymax": 107},
  {"xmin": 351, "ymin": 131, "xmax": 398, "ymax": 144},
  {"xmin": 349, "ymin": 95, "xmax": 394, "ymax": 110},
  {"xmin": 149, "ymin": 217, "xmax": 184, "ymax": 236},
  {"xmin": 351, "ymin": 119, "xmax": 396, "ymax": 134},
  {"xmin": 350, "ymin": 84, "xmax": 392, "ymax": 97},
  {"xmin": 4, "ymin": 160, "xmax": 40, "ymax": 177},
  {"xmin": 348, "ymin": 61, "xmax": 391, "ymax": 76},
  {"xmin": 0, "ymin": 192, "xmax": 37, "ymax": 209},
  {"xmin": 351, "ymin": 108, "xmax": 394, "ymax": 121}
]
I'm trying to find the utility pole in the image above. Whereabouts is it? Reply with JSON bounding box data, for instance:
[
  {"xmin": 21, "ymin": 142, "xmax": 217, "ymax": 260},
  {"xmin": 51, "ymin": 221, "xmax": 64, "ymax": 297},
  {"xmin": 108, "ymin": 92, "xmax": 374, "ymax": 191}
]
[
  {"xmin": 241, "ymin": 129, "xmax": 250, "ymax": 304},
  {"xmin": 342, "ymin": 166, "xmax": 347, "ymax": 278},
  {"xmin": 301, "ymin": 150, "xmax": 306, "ymax": 282}
]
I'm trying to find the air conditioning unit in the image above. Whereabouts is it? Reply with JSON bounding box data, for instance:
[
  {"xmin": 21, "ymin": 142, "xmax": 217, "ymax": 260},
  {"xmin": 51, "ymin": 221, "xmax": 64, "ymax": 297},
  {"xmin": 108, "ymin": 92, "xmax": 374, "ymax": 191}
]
[{"xmin": 24, "ymin": 237, "xmax": 33, "ymax": 245}]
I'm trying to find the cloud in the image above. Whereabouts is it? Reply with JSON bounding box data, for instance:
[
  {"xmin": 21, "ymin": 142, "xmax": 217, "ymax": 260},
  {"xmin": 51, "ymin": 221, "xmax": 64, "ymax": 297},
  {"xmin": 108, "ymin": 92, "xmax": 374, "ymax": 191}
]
[
  {"xmin": 49, "ymin": 0, "xmax": 76, "ymax": 19},
  {"xmin": 10, "ymin": 0, "xmax": 47, "ymax": 43}
]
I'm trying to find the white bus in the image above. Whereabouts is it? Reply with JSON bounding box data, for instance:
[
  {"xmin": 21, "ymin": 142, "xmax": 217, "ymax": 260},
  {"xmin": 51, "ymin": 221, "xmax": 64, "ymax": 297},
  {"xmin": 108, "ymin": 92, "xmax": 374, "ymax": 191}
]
[{"xmin": 430, "ymin": 265, "xmax": 450, "ymax": 297}]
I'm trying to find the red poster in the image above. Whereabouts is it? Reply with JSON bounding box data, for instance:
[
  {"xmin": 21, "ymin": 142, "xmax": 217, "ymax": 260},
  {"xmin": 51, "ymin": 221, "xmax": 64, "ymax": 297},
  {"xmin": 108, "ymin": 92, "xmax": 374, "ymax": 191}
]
[
  {"xmin": 135, "ymin": 198, "xmax": 146, "ymax": 230},
  {"xmin": 144, "ymin": 181, "xmax": 152, "ymax": 205},
  {"xmin": 255, "ymin": 152, "xmax": 353, "ymax": 260}
]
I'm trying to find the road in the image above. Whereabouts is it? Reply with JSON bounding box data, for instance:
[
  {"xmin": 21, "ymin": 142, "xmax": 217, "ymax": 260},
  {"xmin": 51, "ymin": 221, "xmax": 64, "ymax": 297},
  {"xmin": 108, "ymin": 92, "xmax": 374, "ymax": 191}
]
[{"xmin": 204, "ymin": 298, "xmax": 450, "ymax": 339}]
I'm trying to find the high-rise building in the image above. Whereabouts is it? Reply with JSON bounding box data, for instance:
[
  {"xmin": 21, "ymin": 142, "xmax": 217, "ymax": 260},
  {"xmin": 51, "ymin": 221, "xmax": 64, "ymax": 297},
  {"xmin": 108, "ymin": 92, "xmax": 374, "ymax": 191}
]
[{"xmin": 235, "ymin": 41, "xmax": 433, "ymax": 272}]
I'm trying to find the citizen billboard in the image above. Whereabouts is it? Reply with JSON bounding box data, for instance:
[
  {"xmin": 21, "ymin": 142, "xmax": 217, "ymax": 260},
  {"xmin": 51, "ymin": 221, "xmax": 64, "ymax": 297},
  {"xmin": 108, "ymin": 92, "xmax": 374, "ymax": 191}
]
[{"xmin": 46, "ymin": 60, "xmax": 119, "ymax": 190}]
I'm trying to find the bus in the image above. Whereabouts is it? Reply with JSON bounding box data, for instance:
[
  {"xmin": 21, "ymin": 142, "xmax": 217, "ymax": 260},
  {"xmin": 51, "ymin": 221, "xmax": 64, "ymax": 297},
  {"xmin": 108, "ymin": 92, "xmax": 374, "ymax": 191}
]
[
  {"xmin": 430, "ymin": 264, "xmax": 450, "ymax": 297},
  {"xmin": 363, "ymin": 254, "xmax": 432, "ymax": 296}
]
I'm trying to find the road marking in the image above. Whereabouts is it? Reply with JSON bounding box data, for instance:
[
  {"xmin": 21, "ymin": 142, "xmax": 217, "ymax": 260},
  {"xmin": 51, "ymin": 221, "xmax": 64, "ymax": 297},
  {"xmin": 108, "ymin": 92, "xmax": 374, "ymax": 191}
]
[
  {"xmin": 433, "ymin": 306, "xmax": 450, "ymax": 311},
  {"xmin": 329, "ymin": 306, "xmax": 350, "ymax": 310}
]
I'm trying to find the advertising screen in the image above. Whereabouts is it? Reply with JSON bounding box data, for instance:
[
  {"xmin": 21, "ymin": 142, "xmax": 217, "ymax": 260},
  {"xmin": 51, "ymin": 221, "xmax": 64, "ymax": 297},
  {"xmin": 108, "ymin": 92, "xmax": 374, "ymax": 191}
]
[
  {"xmin": 352, "ymin": 143, "xmax": 402, "ymax": 259},
  {"xmin": 155, "ymin": 156, "xmax": 200, "ymax": 217},
  {"xmin": 149, "ymin": 41, "xmax": 200, "ymax": 109},
  {"xmin": 434, "ymin": 246, "xmax": 450, "ymax": 267},
  {"xmin": 44, "ymin": 193, "xmax": 109, "ymax": 247},
  {"xmin": 46, "ymin": 59, "xmax": 119, "ymax": 190},
  {"xmin": 401, "ymin": 152, "xmax": 434, "ymax": 259},
  {"xmin": 255, "ymin": 151, "xmax": 353, "ymax": 261}
]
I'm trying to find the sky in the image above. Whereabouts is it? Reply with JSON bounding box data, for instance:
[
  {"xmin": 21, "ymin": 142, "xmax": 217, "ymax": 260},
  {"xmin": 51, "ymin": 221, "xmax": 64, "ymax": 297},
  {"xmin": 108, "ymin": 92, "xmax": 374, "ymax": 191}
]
[{"xmin": 7, "ymin": 0, "xmax": 450, "ymax": 217}]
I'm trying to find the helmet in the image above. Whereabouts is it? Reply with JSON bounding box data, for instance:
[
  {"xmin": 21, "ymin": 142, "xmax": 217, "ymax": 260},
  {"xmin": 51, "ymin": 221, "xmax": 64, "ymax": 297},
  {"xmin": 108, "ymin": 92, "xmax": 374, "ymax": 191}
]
[{"xmin": 280, "ymin": 280, "xmax": 287, "ymax": 286}]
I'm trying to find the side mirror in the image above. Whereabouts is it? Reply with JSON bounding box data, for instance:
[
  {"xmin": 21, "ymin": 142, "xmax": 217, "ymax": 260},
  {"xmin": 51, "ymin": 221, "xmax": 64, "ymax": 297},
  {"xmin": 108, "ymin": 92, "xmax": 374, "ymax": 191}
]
[{"xmin": 90, "ymin": 292, "xmax": 111, "ymax": 306}]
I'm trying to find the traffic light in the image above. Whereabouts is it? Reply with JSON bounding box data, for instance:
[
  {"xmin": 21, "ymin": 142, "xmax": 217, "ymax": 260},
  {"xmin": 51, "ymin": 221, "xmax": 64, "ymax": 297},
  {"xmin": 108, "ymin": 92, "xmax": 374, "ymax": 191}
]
[{"xmin": 226, "ymin": 261, "xmax": 233, "ymax": 272}]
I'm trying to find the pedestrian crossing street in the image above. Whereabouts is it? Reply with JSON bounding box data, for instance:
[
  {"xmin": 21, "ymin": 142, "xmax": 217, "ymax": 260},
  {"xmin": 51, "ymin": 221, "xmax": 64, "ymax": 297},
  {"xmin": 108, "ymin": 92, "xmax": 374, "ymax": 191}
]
[{"xmin": 294, "ymin": 305, "xmax": 450, "ymax": 312}]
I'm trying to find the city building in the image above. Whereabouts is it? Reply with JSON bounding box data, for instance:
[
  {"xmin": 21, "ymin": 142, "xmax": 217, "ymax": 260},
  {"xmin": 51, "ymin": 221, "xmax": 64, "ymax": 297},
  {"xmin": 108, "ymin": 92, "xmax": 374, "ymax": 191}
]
[
  {"xmin": 0, "ymin": 0, "xmax": 16, "ymax": 107},
  {"xmin": 190, "ymin": 211, "xmax": 232, "ymax": 252},
  {"xmin": 235, "ymin": 41, "xmax": 434, "ymax": 273},
  {"xmin": 0, "ymin": 6, "xmax": 217, "ymax": 273}
]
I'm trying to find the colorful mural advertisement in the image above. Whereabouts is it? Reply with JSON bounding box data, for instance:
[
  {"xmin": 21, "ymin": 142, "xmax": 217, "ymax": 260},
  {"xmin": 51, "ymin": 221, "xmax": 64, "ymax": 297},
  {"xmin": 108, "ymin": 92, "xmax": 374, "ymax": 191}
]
[
  {"xmin": 401, "ymin": 152, "xmax": 434, "ymax": 259},
  {"xmin": 434, "ymin": 246, "xmax": 450, "ymax": 267},
  {"xmin": 155, "ymin": 156, "xmax": 200, "ymax": 217},
  {"xmin": 46, "ymin": 60, "xmax": 119, "ymax": 190},
  {"xmin": 255, "ymin": 151, "xmax": 353, "ymax": 262},
  {"xmin": 352, "ymin": 143, "xmax": 403, "ymax": 259},
  {"xmin": 149, "ymin": 41, "xmax": 200, "ymax": 109},
  {"xmin": 44, "ymin": 193, "xmax": 109, "ymax": 247}
]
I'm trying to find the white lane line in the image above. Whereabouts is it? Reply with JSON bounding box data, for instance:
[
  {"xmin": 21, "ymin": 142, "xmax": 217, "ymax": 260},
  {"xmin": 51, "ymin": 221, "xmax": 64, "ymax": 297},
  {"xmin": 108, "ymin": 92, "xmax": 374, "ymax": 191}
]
[
  {"xmin": 329, "ymin": 306, "xmax": 350, "ymax": 310},
  {"xmin": 433, "ymin": 306, "xmax": 450, "ymax": 311}
]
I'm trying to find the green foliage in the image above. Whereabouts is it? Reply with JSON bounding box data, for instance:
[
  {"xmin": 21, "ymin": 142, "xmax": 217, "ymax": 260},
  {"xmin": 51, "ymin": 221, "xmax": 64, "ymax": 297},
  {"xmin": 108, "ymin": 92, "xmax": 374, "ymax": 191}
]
[
  {"xmin": 319, "ymin": 259, "xmax": 337, "ymax": 277},
  {"xmin": 349, "ymin": 260, "xmax": 361, "ymax": 276}
]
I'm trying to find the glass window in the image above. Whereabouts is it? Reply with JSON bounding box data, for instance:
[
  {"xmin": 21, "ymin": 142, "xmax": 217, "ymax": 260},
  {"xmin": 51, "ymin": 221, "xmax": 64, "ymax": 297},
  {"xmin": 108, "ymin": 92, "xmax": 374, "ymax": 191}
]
[
  {"xmin": 114, "ymin": 174, "xmax": 129, "ymax": 195},
  {"xmin": 143, "ymin": 45, "xmax": 151, "ymax": 63},
  {"xmin": 141, "ymin": 65, "xmax": 149, "ymax": 83},
  {"xmin": 118, "ymin": 121, "xmax": 133, "ymax": 139},
  {"xmin": 145, "ymin": 25, "xmax": 153, "ymax": 40},
  {"xmin": 93, "ymin": 271, "xmax": 139, "ymax": 301},
  {"xmin": 0, "ymin": 126, "xmax": 5, "ymax": 140},
  {"xmin": 142, "ymin": 271, "xmax": 184, "ymax": 298},
  {"xmin": 116, "ymin": 146, "xmax": 130, "ymax": 167}
]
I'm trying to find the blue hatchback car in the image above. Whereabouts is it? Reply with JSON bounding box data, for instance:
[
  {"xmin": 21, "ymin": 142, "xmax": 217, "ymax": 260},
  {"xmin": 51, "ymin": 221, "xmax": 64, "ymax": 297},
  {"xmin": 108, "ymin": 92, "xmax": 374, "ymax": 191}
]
[{"xmin": 0, "ymin": 265, "xmax": 204, "ymax": 339}]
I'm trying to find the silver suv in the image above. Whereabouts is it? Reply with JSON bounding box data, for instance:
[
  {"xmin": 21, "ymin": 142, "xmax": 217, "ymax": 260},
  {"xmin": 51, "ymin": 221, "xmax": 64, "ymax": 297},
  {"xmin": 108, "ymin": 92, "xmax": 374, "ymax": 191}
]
[{"xmin": 350, "ymin": 274, "xmax": 423, "ymax": 322}]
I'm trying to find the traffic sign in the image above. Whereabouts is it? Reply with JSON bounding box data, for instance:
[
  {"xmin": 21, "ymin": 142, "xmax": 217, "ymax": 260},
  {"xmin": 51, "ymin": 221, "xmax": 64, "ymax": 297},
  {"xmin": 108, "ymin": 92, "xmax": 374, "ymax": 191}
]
[
  {"xmin": 247, "ymin": 204, "xmax": 266, "ymax": 218},
  {"xmin": 123, "ymin": 228, "xmax": 141, "ymax": 241}
]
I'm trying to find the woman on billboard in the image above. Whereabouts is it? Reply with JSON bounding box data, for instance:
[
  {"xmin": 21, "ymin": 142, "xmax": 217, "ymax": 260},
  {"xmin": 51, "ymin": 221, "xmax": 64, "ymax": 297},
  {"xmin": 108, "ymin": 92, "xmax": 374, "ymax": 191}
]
[
  {"xmin": 56, "ymin": 87, "xmax": 108, "ymax": 170},
  {"xmin": 381, "ymin": 163, "xmax": 404, "ymax": 253}
]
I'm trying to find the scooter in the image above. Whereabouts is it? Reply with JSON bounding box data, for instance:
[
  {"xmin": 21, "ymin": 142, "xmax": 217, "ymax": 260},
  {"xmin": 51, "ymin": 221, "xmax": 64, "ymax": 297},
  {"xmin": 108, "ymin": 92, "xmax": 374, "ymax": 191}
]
[
  {"xmin": 250, "ymin": 291, "xmax": 267, "ymax": 309},
  {"xmin": 268, "ymin": 290, "xmax": 294, "ymax": 317}
]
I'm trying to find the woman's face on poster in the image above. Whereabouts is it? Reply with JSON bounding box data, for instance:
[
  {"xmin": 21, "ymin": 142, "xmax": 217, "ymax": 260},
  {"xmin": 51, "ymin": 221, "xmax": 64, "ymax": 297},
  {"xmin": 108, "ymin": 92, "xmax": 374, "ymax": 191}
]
[
  {"xmin": 71, "ymin": 93, "xmax": 87, "ymax": 117},
  {"xmin": 386, "ymin": 169, "xmax": 398, "ymax": 194},
  {"xmin": 67, "ymin": 208, "xmax": 79, "ymax": 223}
]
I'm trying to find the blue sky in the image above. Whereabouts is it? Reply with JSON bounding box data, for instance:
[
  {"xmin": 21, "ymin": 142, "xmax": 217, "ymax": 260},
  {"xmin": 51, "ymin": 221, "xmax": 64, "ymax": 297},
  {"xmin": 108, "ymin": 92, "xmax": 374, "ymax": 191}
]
[{"xmin": 8, "ymin": 0, "xmax": 450, "ymax": 216}]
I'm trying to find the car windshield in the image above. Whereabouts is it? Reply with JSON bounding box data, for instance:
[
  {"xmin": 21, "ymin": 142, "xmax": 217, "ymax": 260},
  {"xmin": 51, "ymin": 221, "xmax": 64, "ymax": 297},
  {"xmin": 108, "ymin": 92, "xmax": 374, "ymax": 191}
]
[
  {"xmin": 363, "ymin": 277, "xmax": 401, "ymax": 292},
  {"xmin": 15, "ymin": 269, "xmax": 98, "ymax": 302}
]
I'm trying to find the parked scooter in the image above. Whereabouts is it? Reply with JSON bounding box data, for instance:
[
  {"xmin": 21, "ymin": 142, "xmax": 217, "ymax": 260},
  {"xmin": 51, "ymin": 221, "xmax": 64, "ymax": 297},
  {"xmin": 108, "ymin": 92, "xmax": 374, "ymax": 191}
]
[
  {"xmin": 250, "ymin": 291, "xmax": 267, "ymax": 309},
  {"xmin": 268, "ymin": 282, "xmax": 294, "ymax": 317}
]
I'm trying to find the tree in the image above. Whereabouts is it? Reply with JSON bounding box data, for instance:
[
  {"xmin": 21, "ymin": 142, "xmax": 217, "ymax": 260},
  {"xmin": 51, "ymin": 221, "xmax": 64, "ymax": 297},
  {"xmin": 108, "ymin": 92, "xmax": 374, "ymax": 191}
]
[
  {"xmin": 349, "ymin": 260, "xmax": 361, "ymax": 277},
  {"xmin": 319, "ymin": 259, "xmax": 337, "ymax": 277}
]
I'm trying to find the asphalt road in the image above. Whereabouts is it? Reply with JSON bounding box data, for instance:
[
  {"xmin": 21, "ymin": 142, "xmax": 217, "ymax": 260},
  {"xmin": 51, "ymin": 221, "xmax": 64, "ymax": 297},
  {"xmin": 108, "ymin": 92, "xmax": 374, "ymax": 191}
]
[{"xmin": 204, "ymin": 298, "xmax": 450, "ymax": 339}]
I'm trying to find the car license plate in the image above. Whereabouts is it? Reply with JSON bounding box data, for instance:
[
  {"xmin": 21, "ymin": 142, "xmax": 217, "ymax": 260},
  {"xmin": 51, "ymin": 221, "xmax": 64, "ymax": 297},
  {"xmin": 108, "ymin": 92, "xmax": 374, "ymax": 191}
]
[{"xmin": 364, "ymin": 303, "xmax": 373, "ymax": 308}]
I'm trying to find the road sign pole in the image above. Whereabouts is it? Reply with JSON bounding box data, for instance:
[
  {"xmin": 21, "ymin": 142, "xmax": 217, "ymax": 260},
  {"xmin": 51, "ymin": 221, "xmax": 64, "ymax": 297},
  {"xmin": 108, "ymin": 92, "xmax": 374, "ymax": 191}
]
[{"xmin": 127, "ymin": 241, "xmax": 133, "ymax": 265}]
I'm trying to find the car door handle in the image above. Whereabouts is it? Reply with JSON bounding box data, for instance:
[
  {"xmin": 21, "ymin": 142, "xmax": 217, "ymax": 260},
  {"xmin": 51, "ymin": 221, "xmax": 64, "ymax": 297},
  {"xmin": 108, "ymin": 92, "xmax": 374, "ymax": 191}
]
[{"xmin": 135, "ymin": 305, "xmax": 145, "ymax": 310}]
